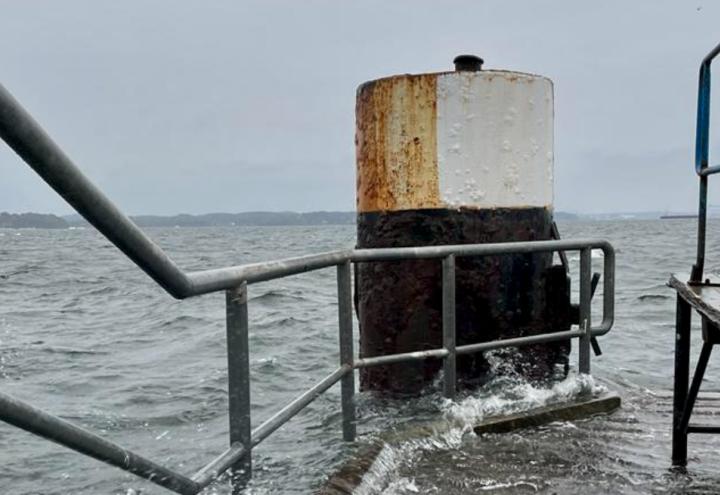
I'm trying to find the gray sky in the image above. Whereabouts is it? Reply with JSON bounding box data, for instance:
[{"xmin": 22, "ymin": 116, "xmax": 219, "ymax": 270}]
[{"xmin": 2, "ymin": 0, "xmax": 720, "ymax": 215}]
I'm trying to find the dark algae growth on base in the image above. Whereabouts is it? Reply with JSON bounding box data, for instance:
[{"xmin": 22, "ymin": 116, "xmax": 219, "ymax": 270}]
[{"xmin": 356, "ymin": 207, "xmax": 570, "ymax": 393}]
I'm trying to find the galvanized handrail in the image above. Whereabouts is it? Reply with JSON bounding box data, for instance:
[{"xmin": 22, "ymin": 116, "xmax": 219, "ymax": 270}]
[
  {"xmin": 692, "ymin": 41, "xmax": 720, "ymax": 282},
  {"xmin": 0, "ymin": 82, "xmax": 616, "ymax": 493}
]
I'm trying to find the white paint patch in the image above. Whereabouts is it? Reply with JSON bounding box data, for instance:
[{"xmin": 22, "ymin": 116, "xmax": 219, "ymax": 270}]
[{"xmin": 436, "ymin": 71, "xmax": 553, "ymax": 209}]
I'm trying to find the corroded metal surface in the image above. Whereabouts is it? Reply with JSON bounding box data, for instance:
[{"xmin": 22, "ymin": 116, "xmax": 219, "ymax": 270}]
[
  {"xmin": 356, "ymin": 74, "xmax": 440, "ymax": 213},
  {"xmin": 356, "ymin": 207, "xmax": 570, "ymax": 394}
]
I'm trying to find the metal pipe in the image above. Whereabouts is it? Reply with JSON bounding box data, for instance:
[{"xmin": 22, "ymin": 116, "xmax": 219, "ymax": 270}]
[
  {"xmin": 0, "ymin": 84, "xmax": 193, "ymax": 299},
  {"xmin": 250, "ymin": 366, "xmax": 349, "ymax": 448},
  {"xmin": 0, "ymin": 391, "xmax": 200, "ymax": 495},
  {"xmin": 225, "ymin": 283, "xmax": 252, "ymax": 486},
  {"xmin": 351, "ymin": 239, "xmax": 613, "ymax": 262},
  {"xmin": 578, "ymin": 248, "xmax": 592, "ymax": 374},
  {"xmin": 694, "ymin": 43, "xmax": 720, "ymax": 176},
  {"xmin": 596, "ymin": 243, "xmax": 616, "ymax": 336},
  {"xmin": 442, "ymin": 255, "xmax": 457, "ymax": 399},
  {"xmin": 679, "ymin": 342, "xmax": 714, "ymax": 434},
  {"xmin": 337, "ymin": 262, "xmax": 356, "ymax": 441},
  {"xmin": 455, "ymin": 330, "xmax": 583, "ymax": 355},
  {"xmin": 693, "ymin": 175, "xmax": 709, "ymax": 282},
  {"xmin": 692, "ymin": 42, "xmax": 720, "ymax": 281},
  {"xmin": 353, "ymin": 349, "xmax": 449, "ymax": 368},
  {"xmin": 192, "ymin": 442, "xmax": 246, "ymax": 488},
  {"xmin": 189, "ymin": 239, "xmax": 616, "ymax": 297},
  {"xmin": 672, "ymin": 296, "xmax": 692, "ymax": 466},
  {"xmin": 686, "ymin": 425, "xmax": 720, "ymax": 434},
  {"xmin": 188, "ymin": 250, "xmax": 352, "ymax": 295},
  {"xmin": 699, "ymin": 165, "xmax": 720, "ymax": 176}
]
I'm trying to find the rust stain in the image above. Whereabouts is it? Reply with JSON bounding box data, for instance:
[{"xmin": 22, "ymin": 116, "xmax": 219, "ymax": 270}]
[{"xmin": 356, "ymin": 74, "xmax": 440, "ymax": 213}]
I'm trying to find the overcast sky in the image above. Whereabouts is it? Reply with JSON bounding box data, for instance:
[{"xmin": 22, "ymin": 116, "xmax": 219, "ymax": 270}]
[{"xmin": 2, "ymin": 0, "xmax": 720, "ymax": 215}]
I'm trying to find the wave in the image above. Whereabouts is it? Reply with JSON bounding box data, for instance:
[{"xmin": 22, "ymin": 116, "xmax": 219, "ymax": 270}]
[{"xmin": 637, "ymin": 294, "xmax": 670, "ymax": 301}]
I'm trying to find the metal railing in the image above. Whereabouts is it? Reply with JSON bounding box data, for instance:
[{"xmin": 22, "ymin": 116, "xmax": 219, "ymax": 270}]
[
  {"xmin": 692, "ymin": 41, "xmax": 720, "ymax": 283},
  {"xmin": 0, "ymin": 82, "xmax": 616, "ymax": 493}
]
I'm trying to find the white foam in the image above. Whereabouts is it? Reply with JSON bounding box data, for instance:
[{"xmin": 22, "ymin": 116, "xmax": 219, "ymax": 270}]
[{"xmin": 354, "ymin": 373, "xmax": 605, "ymax": 494}]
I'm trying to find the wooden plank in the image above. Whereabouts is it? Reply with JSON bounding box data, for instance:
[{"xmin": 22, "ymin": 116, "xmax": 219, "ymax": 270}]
[
  {"xmin": 473, "ymin": 394, "xmax": 621, "ymax": 434},
  {"xmin": 669, "ymin": 274, "xmax": 720, "ymax": 327}
]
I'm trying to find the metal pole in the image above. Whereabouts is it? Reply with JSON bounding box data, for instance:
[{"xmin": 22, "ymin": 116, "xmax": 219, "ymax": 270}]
[
  {"xmin": 442, "ymin": 255, "xmax": 457, "ymax": 399},
  {"xmin": 0, "ymin": 392, "xmax": 200, "ymax": 495},
  {"xmin": 679, "ymin": 342, "xmax": 713, "ymax": 433},
  {"xmin": 578, "ymin": 248, "xmax": 592, "ymax": 374},
  {"xmin": 692, "ymin": 59, "xmax": 712, "ymax": 281},
  {"xmin": 226, "ymin": 283, "xmax": 251, "ymax": 488},
  {"xmin": 250, "ymin": 366, "xmax": 350, "ymax": 447},
  {"xmin": 0, "ymin": 84, "xmax": 194, "ymax": 299},
  {"xmin": 337, "ymin": 261, "xmax": 356, "ymax": 441},
  {"xmin": 673, "ymin": 295, "xmax": 692, "ymax": 466}
]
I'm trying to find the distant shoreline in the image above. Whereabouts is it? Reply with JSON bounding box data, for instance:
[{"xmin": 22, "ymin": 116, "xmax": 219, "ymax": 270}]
[
  {"xmin": 0, "ymin": 210, "xmax": 702, "ymax": 229},
  {"xmin": 659, "ymin": 214, "xmax": 697, "ymax": 219}
]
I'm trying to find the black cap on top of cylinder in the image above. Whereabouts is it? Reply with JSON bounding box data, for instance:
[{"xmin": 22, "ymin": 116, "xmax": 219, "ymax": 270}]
[{"xmin": 453, "ymin": 54, "xmax": 484, "ymax": 71}]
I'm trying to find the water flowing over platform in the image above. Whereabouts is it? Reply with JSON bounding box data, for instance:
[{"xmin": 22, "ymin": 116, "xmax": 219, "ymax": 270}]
[{"xmin": 321, "ymin": 389, "xmax": 620, "ymax": 494}]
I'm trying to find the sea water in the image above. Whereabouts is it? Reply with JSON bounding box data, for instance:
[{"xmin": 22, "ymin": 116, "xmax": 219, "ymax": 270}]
[{"xmin": 2, "ymin": 219, "xmax": 720, "ymax": 494}]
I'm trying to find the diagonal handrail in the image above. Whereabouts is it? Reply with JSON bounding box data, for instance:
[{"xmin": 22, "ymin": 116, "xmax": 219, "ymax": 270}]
[
  {"xmin": 0, "ymin": 84, "xmax": 193, "ymax": 298},
  {"xmin": 0, "ymin": 391, "xmax": 201, "ymax": 494}
]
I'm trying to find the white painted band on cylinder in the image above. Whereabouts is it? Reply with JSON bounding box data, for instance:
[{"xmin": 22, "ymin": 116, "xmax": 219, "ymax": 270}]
[{"xmin": 436, "ymin": 71, "xmax": 554, "ymax": 209}]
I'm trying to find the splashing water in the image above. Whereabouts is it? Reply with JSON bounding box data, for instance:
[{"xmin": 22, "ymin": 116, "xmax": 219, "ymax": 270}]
[{"xmin": 355, "ymin": 373, "xmax": 605, "ymax": 495}]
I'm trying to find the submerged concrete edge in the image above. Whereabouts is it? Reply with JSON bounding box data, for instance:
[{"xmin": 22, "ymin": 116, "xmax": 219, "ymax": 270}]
[{"xmin": 317, "ymin": 393, "xmax": 621, "ymax": 495}]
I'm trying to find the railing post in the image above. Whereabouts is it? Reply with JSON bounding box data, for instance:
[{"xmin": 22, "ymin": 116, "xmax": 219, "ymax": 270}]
[
  {"xmin": 672, "ymin": 295, "xmax": 691, "ymax": 465},
  {"xmin": 337, "ymin": 261, "xmax": 356, "ymax": 441},
  {"xmin": 579, "ymin": 248, "xmax": 592, "ymax": 374},
  {"xmin": 226, "ymin": 282, "xmax": 251, "ymax": 488},
  {"xmin": 442, "ymin": 255, "xmax": 457, "ymax": 399}
]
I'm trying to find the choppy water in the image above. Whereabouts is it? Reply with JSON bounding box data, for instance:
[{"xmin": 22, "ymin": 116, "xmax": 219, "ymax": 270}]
[{"xmin": 2, "ymin": 219, "xmax": 720, "ymax": 494}]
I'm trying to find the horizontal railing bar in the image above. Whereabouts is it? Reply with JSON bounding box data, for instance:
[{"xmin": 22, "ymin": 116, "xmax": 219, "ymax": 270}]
[
  {"xmin": 353, "ymin": 349, "xmax": 449, "ymax": 368},
  {"xmin": 699, "ymin": 165, "xmax": 720, "ymax": 176},
  {"xmin": 456, "ymin": 329, "xmax": 583, "ymax": 355},
  {"xmin": 250, "ymin": 366, "xmax": 350, "ymax": 448},
  {"xmin": 187, "ymin": 250, "xmax": 352, "ymax": 295},
  {"xmin": 687, "ymin": 424, "xmax": 720, "ymax": 434},
  {"xmin": 352, "ymin": 239, "xmax": 613, "ymax": 262},
  {"xmin": 187, "ymin": 239, "xmax": 614, "ymax": 296},
  {"xmin": 0, "ymin": 390, "xmax": 200, "ymax": 495},
  {"xmin": 353, "ymin": 330, "xmax": 584, "ymax": 368},
  {"xmin": 192, "ymin": 442, "xmax": 245, "ymax": 488}
]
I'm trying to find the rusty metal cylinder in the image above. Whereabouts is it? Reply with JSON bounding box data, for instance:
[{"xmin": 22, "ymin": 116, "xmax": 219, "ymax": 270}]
[{"xmin": 355, "ymin": 59, "xmax": 568, "ymax": 394}]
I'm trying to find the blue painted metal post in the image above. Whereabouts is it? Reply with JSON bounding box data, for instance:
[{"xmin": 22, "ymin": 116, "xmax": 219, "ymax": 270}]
[
  {"xmin": 337, "ymin": 261, "xmax": 356, "ymax": 441},
  {"xmin": 226, "ymin": 282, "xmax": 251, "ymax": 488}
]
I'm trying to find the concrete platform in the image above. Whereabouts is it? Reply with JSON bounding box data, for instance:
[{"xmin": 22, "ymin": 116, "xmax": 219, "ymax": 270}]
[{"xmin": 318, "ymin": 393, "xmax": 621, "ymax": 495}]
